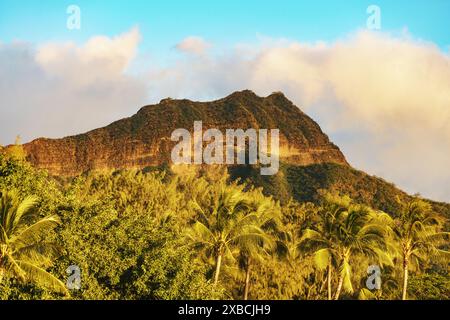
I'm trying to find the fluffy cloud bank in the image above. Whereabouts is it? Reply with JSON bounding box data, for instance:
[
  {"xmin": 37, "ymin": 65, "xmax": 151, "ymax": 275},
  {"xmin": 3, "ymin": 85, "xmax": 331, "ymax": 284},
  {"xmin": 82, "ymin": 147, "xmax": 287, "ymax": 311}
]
[
  {"xmin": 1, "ymin": 29, "xmax": 449, "ymax": 201},
  {"xmin": 0, "ymin": 28, "xmax": 147, "ymax": 144}
]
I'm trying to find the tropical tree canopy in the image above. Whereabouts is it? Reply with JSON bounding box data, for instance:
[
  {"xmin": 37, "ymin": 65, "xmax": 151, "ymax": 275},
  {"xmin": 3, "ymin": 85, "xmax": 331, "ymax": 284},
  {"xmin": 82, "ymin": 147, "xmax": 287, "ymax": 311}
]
[
  {"xmin": 0, "ymin": 190, "xmax": 68, "ymax": 295},
  {"xmin": 0, "ymin": 155, "xmax": 448, "ymax": 300}
]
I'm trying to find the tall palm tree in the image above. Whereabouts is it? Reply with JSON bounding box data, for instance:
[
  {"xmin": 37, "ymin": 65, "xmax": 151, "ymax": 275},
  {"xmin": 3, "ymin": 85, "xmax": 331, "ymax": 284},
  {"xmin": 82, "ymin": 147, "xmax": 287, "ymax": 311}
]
[
  {"xmin": 238, "ymin": 190, "xmax": 279, "ymax": 300},
  {"xmin": 392, "ymin": 199, "xmax": 449, "ymax": 300},
  {"xmin": 300, "ymin": 195, "xmax": 392, "ymax": 300},
  {"xmin": 299, "ymin": 195, "xmax": 350, "ymax": 300},
  {"xmin": 186, "ymin": 181, "xmax": 270, "ymax": 287},
  {"xmin": 0, "ymin": 190, "xmax": 68, "ymax": 295}
]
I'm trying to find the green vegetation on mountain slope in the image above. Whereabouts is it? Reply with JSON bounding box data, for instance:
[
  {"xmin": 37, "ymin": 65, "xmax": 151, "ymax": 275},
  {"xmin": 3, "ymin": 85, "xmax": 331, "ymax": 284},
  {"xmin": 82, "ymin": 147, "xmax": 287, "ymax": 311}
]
[
  {"xmin": 0, "ymin": 153, "xmax": 448, "ymax": 300},
  {"xmin": 230, "ymin": 163, "xmax": 450, "ymax": 220}
]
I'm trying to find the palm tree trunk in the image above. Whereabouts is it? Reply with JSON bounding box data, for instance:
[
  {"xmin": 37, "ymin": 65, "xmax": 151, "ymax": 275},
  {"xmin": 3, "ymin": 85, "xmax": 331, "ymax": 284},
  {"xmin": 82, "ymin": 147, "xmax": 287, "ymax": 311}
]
[
  {"xmin": 0, "ymin": 255, "xmax": 4, "ymax": 283},
  {"xmin": 213, "ymin": 252, "xmax": 223, "ymax": 285},
  {"xmin": 243, "ymin": 256, "xmax": 251, "ymax": 300},
  {"xmin": 327, "ymin": 262, "xmax": 332, "ymax": 300},
  {"xmin": 402, "ymin": 255, "xmax": 409, "ymax": 300},
  {"xmin": 306, "ymin": 284, "xmax": 313, "ymax": 300},
  {"xmin": 334, "ymin": 274, "xmax": 344, "ymax": 300}
]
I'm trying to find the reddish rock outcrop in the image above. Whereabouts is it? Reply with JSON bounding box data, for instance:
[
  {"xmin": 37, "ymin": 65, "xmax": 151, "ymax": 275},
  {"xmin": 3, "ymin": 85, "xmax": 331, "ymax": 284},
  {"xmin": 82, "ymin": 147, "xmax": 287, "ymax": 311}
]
[{"xmin": 18, "ymin": 90, "xmax": 348, "ymax": 176}]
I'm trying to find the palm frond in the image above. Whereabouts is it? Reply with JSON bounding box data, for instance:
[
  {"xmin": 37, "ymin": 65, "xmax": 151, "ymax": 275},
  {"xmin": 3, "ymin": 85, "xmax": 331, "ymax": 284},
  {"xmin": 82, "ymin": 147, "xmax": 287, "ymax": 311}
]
[
  {"xmin": 17, "ymin": 260, "xmax": 69, "ymax": 296},
  {"xmin": 313, "ymin": 248, "xmax": 330, "ymax": 270},
  {"xmin": 14, "ymin": 195, "xmax": 39, "ymax": 227},
  {"xmin": 340, "ymin": 259, "xmax": 353, "ymax": 293},
  {"xmin": 358, "ymin": 288, "xmax": 377, "ymax": 300},
  {"xmin": 11, "ymin": 215, "xmax": 60, "ymax": 250}
]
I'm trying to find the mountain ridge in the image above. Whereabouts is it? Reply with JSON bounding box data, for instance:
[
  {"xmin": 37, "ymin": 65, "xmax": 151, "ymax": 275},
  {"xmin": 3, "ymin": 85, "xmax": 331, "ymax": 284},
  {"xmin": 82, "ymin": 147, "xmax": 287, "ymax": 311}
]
[
  {"xmin": 3, "ymin": 90, "xmax": 449, "ymax": 216},
  {"xmin": 13, "ymin": 90, "xmax": 348, "ymax": 176}
]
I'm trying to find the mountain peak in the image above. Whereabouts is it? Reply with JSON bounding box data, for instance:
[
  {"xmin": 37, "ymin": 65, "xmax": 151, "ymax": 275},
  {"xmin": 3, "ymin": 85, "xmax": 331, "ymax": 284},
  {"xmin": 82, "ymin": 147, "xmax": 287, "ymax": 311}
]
[
  {"xmin": 17, "ymin": 92, "xmax": 348, "ymax": 176},
  {"xmin": 225, "ymin": 89, "xmax": 260, "ymax": 99}
]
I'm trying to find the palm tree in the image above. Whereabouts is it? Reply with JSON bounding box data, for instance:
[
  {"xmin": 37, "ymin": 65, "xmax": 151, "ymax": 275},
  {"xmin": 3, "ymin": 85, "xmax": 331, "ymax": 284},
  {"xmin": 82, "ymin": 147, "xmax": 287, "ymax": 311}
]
[
  {"xmin": 299, "ymin": 195, "xmax": 350, "ymax": 299},
  {"xmin": 272, "ymin": 201, "xmax": 322, "ymax": 299},
  {"xmin": 300, "ymin": 195, "xmax": 392, "ymax": 300},
  {"xmin": 186, "ymin": 180, "xmax": 270, "ymax": 287},
  {"xmin": 392, "ymin": 199, "xmax": 449, "ymax": 300},
  {"xmin": 238, "ymin": 190, "xmax": 279, "ymax": 300},
  {"xmin": 0, "ymin": 190, "xmax": 68, "ymax": 295}
]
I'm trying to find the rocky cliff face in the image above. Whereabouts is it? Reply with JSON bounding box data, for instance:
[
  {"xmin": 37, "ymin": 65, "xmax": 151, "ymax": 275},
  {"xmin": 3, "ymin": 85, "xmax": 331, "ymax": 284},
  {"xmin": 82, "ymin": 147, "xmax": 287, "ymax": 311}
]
[{"xmin": 19, "ymin": 90, "xmax": 348, "ymax": 176}]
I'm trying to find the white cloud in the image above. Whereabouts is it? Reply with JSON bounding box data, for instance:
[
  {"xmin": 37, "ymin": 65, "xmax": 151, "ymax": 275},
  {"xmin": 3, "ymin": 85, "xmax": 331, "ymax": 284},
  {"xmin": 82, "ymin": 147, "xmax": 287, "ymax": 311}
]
[
  {"xmin": 0, "ymin": 28, "xmax": 147, "ymax": 144},
  {"xmin": 36, "ymin": 27, "xmax": 141, "ymax": 85},
  {"xmin": 175, "ymin": 36, "xmax": 211, "ymax": 56}
]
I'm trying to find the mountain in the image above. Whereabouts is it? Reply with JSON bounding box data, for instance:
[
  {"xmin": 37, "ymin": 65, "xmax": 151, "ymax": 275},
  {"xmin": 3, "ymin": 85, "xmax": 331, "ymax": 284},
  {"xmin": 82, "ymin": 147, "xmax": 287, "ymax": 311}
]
[
  {"xmin": 6, "ymin": 90, "xmax": 449, "ymax": 217},
  {"xmin": 18, "ymin": 90, "xmax": 347, "ymax": 176}
]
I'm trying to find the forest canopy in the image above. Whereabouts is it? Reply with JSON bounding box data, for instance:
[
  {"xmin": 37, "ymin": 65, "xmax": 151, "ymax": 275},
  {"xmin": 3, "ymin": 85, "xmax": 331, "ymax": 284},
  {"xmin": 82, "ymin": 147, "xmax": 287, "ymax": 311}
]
[{"xmin": 0, "ymin": 152, "xmax": 448, "ymax": 300}]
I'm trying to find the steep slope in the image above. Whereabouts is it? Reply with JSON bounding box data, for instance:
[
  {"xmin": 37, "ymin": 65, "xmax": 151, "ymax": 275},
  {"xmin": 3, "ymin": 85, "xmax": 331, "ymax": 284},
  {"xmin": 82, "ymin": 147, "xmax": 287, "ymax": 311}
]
[
  {"xmin": 229, "ymin": 163, "xmax": 450, "ymax": 219},
  {"xmin": 18, "ymin": 90, "xmax": 348, "ymax": 176}
]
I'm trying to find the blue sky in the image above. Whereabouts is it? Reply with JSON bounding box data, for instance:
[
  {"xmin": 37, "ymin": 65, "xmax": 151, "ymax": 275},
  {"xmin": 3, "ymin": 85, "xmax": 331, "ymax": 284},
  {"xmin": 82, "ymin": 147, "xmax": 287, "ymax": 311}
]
[{"xmin": 1, "ymin": 0, "xmax": 449, "ymax": 54}]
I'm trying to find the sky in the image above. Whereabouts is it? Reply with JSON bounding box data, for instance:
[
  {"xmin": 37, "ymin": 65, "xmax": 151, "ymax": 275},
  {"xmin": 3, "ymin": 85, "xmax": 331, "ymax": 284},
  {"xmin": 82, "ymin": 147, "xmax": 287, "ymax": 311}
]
[{"xmin": 0, "ymin": 0, "xmax": 449, "ymax": 201}]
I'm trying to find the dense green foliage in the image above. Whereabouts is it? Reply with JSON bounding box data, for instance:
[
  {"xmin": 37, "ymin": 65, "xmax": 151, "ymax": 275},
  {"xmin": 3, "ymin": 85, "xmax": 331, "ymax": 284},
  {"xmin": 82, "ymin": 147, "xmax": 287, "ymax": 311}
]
[{"xmin": 0, "ymin": 154, "xmax": 448, "ymax": 300}]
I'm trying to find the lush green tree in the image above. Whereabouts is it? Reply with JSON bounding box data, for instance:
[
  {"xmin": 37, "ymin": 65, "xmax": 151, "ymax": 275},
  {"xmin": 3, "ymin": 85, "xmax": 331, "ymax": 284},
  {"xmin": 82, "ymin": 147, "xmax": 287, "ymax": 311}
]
[
  {"xmin": 186, "ymin": 177, "xmax": 271, "ymax": 287},
  {"xmin": 249, "ymin": 201, "xmax": 323, "ymax": 300},
  {"xmin": 392, "ymin": 199, "xmax": 449, "ymax": 300},
  {"xmin": 0, "ymin": 190, "xmax": 67, "ymax": 295},
  {"xmin": 237, "ymin": 189, "xmax": 280, "ymax": 300},
  {"xmin": 56, "ymin": 170, "xmax": 221, "ymax": 300},
  {"xmin": 3, "ymin": 136, "xmax": 27, "ymax": 161},
  {"xmin": 299, "ymin": 195, "xmax": 349, "ymax": 299},
  {"xmin": 300, "ymin": 194, "xmax": 392, "ymax": 300}
]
